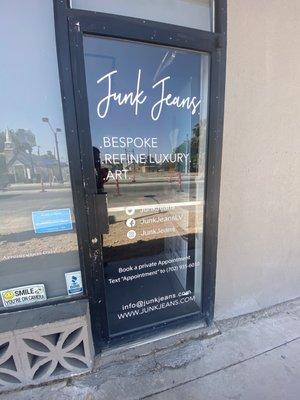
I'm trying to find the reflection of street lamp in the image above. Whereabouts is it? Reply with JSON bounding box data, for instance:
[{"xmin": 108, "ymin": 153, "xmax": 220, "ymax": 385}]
[{"xmin": 42, "ymin": 117, "xmax": 63, "ymax": 183}]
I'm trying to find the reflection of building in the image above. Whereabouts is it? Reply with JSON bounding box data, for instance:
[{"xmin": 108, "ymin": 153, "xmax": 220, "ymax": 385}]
[
  {"xmin": 3, "ymin": 129, "xmax": 69, "ymax": 183},
  {"xmin": 4, "ymin": 128, "xmax": 14, "ymax": 163},
  {"xmin": 6, "ymin": 152, "xmax": 69, "ymax": 183},
  {"xmin": 140, "ymin": 164, "xmax": 161, "ymax": 173}
]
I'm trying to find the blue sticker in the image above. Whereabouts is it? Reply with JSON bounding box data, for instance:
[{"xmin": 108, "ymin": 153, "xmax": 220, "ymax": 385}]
[
  {"xmin": 32, "ymin": 208, "xmax": 73, "ymax": 234},
  {"xmin": 65, "ymin": 271, "xmax": 83, "ymax": 295}
]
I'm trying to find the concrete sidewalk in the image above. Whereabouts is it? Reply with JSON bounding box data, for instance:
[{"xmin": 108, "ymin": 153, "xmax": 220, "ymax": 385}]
[{"xmin": 1, "ymin": 298, "xmax": 299, "ymax": 400}]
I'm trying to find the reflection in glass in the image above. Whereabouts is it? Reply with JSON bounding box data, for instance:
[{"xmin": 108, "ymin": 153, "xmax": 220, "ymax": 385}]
[
  {"xmin": 72, "ymin": 0, "xmax": 213, "ymax": 32},
  {"xmin": 0, "ymin": 0, "xmax": 81, "ymax": 308},
  {"xmin": 84, "ymin": 36, "xmax": 210, "ymax": 335}
]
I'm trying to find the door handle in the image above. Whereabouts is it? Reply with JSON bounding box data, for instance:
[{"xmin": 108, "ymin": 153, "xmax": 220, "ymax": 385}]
[{"xmin": 93, "ymin": 193, "xmax": 109, "ymax": 234}]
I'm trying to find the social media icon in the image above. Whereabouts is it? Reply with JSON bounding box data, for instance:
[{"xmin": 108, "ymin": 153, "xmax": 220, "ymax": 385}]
[
  {"xmin": 126, "ymin": 207, "xmax": 135, "ymax": 216},
  {"xmin": 127, "ymin": 230, "xmax": 136, "ymax": 240},
  {"xmin": 126, "ymin": 218, "xmax": 136, "ymax": 228}
]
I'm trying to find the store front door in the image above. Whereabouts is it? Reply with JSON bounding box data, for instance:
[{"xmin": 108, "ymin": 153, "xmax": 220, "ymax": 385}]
[{"xmin": 68, "ymin": 14, "xmax": 218, "ymax": 340}]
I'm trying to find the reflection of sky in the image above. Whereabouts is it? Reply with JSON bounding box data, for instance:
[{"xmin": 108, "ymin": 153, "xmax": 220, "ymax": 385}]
[
  {"xmin": 84, "ymin": 36, "xmax": 209, "ymax": 156},
  {"xmin": 0, "ymin": 0, "xmax": 69, "ymax": 161}
]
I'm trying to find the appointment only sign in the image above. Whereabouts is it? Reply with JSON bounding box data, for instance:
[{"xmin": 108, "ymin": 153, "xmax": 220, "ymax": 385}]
[{"xmin": 1, "ymin": 284, "xmax": 47, "ymax": 308}]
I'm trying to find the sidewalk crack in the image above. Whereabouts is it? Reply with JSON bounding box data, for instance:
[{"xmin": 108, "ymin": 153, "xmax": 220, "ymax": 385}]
[{"xmin": 141, "ymin": 335, "xmax": 300, "ymax": 399}]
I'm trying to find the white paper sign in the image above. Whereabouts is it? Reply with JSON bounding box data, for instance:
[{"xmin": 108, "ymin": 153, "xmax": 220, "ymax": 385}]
[
  {"xmin": 1, "ymin": 284, "xmax": 47, "ymax": 308},
  {"xmin": 65, "ymin": 271, "xmax": 83, "ymax": 295}
]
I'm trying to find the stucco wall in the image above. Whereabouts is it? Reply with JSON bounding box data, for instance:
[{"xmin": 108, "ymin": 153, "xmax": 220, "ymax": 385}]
[{"xmin": 215, "ymin": 0, "xmax": 300, "ymax": 319}]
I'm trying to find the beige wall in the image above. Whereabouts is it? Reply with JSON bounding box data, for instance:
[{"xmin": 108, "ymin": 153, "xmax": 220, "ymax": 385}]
[{"xmin": 215, "ymin": 0, "xmax": 300, "ymax": 319}]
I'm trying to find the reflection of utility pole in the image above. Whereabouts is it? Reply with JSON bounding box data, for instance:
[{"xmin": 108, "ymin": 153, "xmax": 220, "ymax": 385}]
[
  {"xmin": 125, "ymin": 148, "xmax": 128, "ymax": 169},
  {"xmin": 185, "ymin": 133, "xmax": 189, "ymax": 174},
  {"xmin": 42, "ymin": 117, "xmax": 63, "ymax": 183},
  {"xmin": 28, "ymin": 147, "xmax": 35, "ymax": 181},
  {"xmin": 147, "ymin": 147, "xmax": 150, "ymax": 172},
  {"xmin": 132, "ymin": 148, "xmax": 136, "ymax": 182}
]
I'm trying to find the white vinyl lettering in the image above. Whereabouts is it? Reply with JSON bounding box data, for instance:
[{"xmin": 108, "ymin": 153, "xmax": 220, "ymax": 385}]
[
  {"xmin": 96, "ymin": 69, "xmax": 147, "ymax": 119},
  {"xmin": 95, "ymin": 70, "xmax": 201, "ymax": 121},
  {"xmin": 151, "ymin": 76, "xmax": 201, "ymax": 121}
]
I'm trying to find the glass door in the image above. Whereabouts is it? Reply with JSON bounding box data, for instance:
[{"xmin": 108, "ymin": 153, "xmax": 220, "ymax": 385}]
[
  {"xmin": 67, "ymin": 7, "xmax": 217, "ymax": 337},
  {"xmin": 82, "ymin": 35, "xmax": 210, "ymax": 336}
]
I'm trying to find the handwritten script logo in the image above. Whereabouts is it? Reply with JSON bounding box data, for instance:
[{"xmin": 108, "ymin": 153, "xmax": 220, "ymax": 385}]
[{"xmin": 96, "ymin": 69, "xmax": 201, "ymax": 121}]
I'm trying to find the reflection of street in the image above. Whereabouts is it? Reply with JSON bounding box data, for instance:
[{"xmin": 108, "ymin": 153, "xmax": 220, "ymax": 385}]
[
  {"xmin": 0, "ymin": 176, "xmax": 204, "ymax": 306},
  {"xmin": 104, "ymin": 204, "xmax": 203, "ymax": 252},
  {"xmin": 105, "ymin": 179, "xmax": 204, "ymax": 207},
  {"xmin": 0, "ymin": 187, "xmax": 79, "ymax": 305},
  {"xmin": 0, "ymin": 188, "xmax": 74, "ymax": 233},
  {"xmin": 0, "ymin": 179, "xmax": 204, "ymax": 220},
  {"xmin": 103, "ymin": 177, "xmax": 204, "ymax": 249}
]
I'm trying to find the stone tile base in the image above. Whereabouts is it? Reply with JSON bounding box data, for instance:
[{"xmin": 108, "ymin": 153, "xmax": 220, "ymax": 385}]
[{"xmin": 0, "ymin": 302, "xmax": 94, "ymax": 393}]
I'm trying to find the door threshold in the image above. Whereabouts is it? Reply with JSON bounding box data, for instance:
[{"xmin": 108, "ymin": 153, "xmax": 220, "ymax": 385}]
[{"xmin": 100, "ymin": 318, "xmax": 220, "ymax": 356}]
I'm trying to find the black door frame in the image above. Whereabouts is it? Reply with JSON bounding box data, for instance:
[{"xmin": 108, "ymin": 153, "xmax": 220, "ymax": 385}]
[{"xmin": 54, "ymin": 0, "xmax": 227, "ymax": 348}]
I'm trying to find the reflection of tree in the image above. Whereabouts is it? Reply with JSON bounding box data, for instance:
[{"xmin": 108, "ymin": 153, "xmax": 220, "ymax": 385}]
[
  {"xmin": 0, "ymin": 129, "xmax": 36, "ymax": 153},
  {"xmin": 42, "ymin": 150, "xmax": 56, "ymax": 159},
  {"xmin": 111, "ymin": 163, "xmax": 123, "ymax": 172},
  {"xmin": 173, "ymin": 121, "xmax": 207, "ymax": 173}
]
